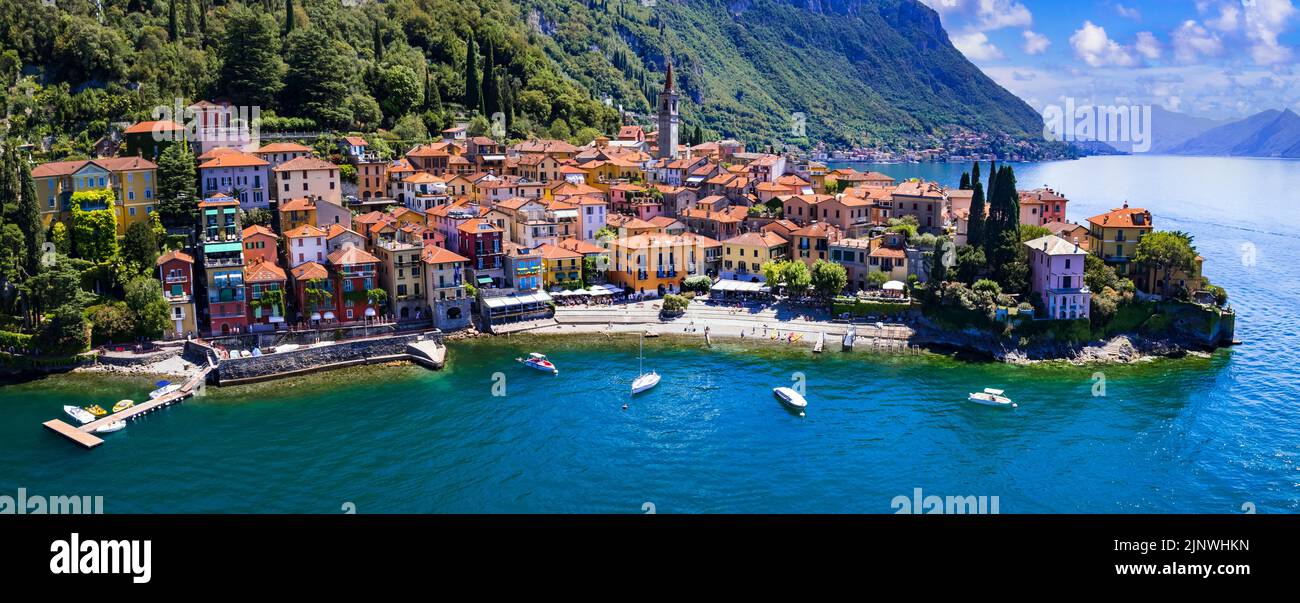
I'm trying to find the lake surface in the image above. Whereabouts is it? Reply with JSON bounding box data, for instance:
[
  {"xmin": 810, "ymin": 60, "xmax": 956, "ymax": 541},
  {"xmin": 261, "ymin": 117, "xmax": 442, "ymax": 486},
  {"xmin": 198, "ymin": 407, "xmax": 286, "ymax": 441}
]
[{"xmin": 2, "ymin": 155, "xmax": 1297, "ymax": 513}]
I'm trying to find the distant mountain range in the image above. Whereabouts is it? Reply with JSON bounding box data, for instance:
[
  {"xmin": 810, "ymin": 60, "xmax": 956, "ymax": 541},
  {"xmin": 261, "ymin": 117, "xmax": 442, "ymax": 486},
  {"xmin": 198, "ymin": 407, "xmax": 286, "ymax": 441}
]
[{"xmin": 1166, "ymin": 108, "xmax": 1300, "ymax": 158}]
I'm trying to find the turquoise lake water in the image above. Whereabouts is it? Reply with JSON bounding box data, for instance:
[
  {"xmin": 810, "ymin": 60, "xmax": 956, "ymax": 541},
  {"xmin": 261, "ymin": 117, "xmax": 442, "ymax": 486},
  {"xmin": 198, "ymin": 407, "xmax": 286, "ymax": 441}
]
[{"xmin": 2, "ymin": 155, "xmax": 1297, "ymax": 513}]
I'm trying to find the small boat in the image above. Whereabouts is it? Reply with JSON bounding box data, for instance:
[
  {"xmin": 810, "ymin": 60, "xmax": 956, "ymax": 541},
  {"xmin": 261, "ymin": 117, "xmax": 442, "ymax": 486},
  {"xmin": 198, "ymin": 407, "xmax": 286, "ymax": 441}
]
[
  {"xmin": 517, "ymin": 352, "xmax": 558, "ymax": 375},
  {"xmin": 112, "ymin": 399, "xmax": 135, "ymax": 413},
  {"xmin": 773, "ymin": 387, "xmax": 808, "ymax": 416},
  {"xmin": 85, "ymin": 405, "xmax": 107, "ymax": 417},
  {"xmin": 630, "ymin": 334, "xmax": 660, "ymax": 395},
  {"xmin": 842, "ymin": 326, "xmax": 856, "ymax": 351},
  {"xmin": 149, "ymin": 380, "xmax": 182, "ymax": 399},
  {"xmin": 968, "ymin": 388, "xmax": 1017, "ymax": 408},
  {"xmin": 64, "ymin": 405, "xmax": 95, "ymax": 425},
  {"xmin": 94, "ymin": 421, "xmax": 126, "ymax": 434}
]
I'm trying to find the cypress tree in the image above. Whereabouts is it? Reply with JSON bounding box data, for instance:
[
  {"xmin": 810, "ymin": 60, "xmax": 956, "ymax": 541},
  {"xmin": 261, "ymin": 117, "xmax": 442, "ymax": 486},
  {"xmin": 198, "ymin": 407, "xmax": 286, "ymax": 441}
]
[
  {"xmin": 464, "ymin": 36, "xmax": 481, "ymax": 113},
  {"xmin": 482, "ymin": 40, "xmax": 499, "ymax": 118},
  {"xmin": 169, "ymin": 0, "xmax": 179, "ymax": 41},
  {"xmin": 283, "ymin": 0, "xmax": 295, "ymax": 37},
  {"xmin": 16, "ymin": 153, "xmax": 43, "ymax": 276},
  {"xmin": 970, "ymin": 161, "xmax": 980, "ymax": 190},
  {"xmin": 967, "ymin": 181, "xmax": 986, "ymax": 248},
  {"xmin": 373, "ymin": 21, "xmax": 383, "ymax": 62},
  {"xmin": 959, "ymin": 172, "xmax": 970, "ymax": 190}
]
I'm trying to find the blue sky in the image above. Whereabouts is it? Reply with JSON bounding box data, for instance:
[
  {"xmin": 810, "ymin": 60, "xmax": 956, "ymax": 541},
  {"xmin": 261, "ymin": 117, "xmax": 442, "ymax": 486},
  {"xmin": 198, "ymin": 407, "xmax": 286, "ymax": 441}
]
[{"xmin": 920, "ymin": 0, "xmax": 1300, "ymax": 119}]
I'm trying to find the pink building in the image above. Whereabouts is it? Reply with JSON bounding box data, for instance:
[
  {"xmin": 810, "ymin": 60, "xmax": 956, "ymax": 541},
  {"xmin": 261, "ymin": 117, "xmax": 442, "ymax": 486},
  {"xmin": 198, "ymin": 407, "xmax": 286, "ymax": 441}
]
[{"xmin": 1024, "ymin": 234, "xmax": 1090, "ymax": 320}]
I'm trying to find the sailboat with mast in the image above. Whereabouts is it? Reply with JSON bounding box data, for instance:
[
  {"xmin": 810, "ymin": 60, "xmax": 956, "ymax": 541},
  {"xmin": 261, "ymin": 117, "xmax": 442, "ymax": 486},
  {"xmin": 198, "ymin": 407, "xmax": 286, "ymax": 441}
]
[{"xmin": 630, "ymin": 333, "xmax": 661, "ymax": 394}]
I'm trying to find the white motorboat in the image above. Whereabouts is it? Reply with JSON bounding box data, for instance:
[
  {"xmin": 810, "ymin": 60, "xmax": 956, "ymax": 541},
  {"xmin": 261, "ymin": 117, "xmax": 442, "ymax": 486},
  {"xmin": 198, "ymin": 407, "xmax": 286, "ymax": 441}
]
[
  {"xmin": 630, "ymin": 334, "xmax": 660, "ymax": 394},
  {"xmin": 149, "ymin": 380, "xmax": 182, "ymax": 399},
  {"xmin": 773, "ymin": 387, "xmax": 808, "ymax": 416},
  {"xmin": 518, "ymin": 352, "xmax": 559, "ymax": 375},
  {"xmin": 95, "ymin": 421, "xmax": 126, "ymax": 434},
  {"xmin": 968, "ymin": 388, "xmax": 1017, "ymax": 408},
  {"xmin": 64, "ymin": 405, "xmax": 95, "ymax": 425}
]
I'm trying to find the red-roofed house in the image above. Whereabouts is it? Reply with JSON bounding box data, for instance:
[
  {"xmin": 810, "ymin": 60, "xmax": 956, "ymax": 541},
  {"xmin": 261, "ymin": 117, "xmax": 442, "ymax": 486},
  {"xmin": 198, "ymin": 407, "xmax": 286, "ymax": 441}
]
[
  {"xmin": 329, "ymin": 245, "xmax": 383, "ymax": 322},
  {"xmin": 156, "ymin": 250, "xmax": 197, "ymax": 338}
]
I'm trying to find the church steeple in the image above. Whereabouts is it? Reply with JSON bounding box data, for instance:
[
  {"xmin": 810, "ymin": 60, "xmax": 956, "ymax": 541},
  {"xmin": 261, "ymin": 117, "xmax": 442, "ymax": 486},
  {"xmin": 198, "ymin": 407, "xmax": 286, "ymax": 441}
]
[{"xmin": 656, "ymin": 61, "xmax": 679, "ymax": 159}]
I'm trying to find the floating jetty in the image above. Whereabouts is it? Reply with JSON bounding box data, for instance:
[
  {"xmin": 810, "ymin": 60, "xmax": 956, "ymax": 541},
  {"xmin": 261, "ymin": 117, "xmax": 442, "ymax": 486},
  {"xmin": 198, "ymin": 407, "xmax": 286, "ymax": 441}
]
[{"xmin": 42, "ymin": 365, "xmax": 213, "ymax": 449}]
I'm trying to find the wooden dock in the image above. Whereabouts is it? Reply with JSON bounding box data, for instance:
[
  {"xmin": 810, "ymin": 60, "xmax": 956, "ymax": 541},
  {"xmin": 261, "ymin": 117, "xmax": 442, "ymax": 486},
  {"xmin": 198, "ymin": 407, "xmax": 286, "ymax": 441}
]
[{"xmin": 44, "ymin": 365, "xmax": 212, "ymax": 449}]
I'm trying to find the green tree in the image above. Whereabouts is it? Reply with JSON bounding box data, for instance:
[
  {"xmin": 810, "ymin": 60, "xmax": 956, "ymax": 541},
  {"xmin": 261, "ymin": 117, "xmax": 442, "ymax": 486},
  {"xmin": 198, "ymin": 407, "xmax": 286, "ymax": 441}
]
[
  {"xmin": 124, "ymin": 275, "xmax": 170, "ymax": 338},
  {"xmin": 1135, "ymin": 231, "xmax": 1197, "ymax": 297},
  {"xmin": 69, "ymin": 190, "xmax": 119, "ymax": 262},
  {"xmin": 218, "ymin": 6, "xmax": 284, "ymax": 108},
  {"xmin": 282, "ymin": 28, "xmax": 351, "ymax": 128},
  {"xmin": 22, "ymin": 255, "xmax": 88, "ymax": 322},
  {"xmin": 482, "ymin": 40, "xmax": 500, "ymax": 117},
  {"xmin": 50, "ymin": 222, "xmax": 71, "ymax": 256},
  {"xmin": 123, "ymin": 220, "xmax": 160, "ymax": 269},
  {"xmin": 810, "ymin": 259, "xmax": 847, "ymax": 299},
  {"xmin": 373, "ymin": 64, "xmax": 421, "ymax": 124},
  {"xmin": 15, "ymin": 151, "xmax": 44, "ymax": 276},
  {"xmin": 156, "ymin": 140, "xmax": 197, "ymax": 227},
  {"xmin": 283, "ymin": 0, "xmax": 295, "ymax": 36},
  {"xmin": 87, "ymin": 301, "xmax": 136, "ymax": 345},
  {"xmin": 928, "ymin": 236, "xmax": 950, "ymax": 283},
  {"xmin": 463, "ymin": 35, "xmax": 481, "ymax": 112},
  {"xmin": 967, "ymin": 180, "xmax": 986, "ymax": 248},
  {"xmin": 781, "ymin": 260, "xmax": 811, "ymax": 294},
  {"xmin": 169, "ymin": 0, "xmax": 179, "ymax": 41},
  {"xmin": 36, "ymin": 303, "xmax": 90, "ymax": 354}
]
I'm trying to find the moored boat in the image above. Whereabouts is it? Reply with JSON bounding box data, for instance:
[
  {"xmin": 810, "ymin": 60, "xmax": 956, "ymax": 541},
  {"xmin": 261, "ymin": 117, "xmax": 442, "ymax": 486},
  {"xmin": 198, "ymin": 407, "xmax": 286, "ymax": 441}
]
[
  {"xmin": 85, "ymin": 405, "xmax": 107, "ymax": 417},
  {"xmin": 64, "ymin": 405, "xmax": 95, "ymax": 425},
  {"xmin": 630, "ymin": 334, "xmax": 660, "ymax": 394},
  {"xmin": 112, "ymin": 399, "xmax": 135, "ymax": 413},
  {"xmin": 773, "ymin": 387, "xmax": 808, "ymax": 416},
  {"xmin": 149, "ymin": 380, "xmax": 182, "ymax": 399},
  {"xmin": 968, "ymin": 388, "xmax": 1017, "ymax": 408},
  {"xmin": 95, "ymin": 421, "xmax": 126, "ymax": 434},
  {"xmin": 517, "ymin": 352, "xmax": 558, "ymax": 375}
]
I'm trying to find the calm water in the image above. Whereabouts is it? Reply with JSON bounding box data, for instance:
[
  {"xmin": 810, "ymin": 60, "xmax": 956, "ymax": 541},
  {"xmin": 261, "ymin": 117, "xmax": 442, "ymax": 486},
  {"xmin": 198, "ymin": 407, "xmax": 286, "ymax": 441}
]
[{"xmin": 3, "ymin": 155, "xmax": 1298, "ymax": 513}]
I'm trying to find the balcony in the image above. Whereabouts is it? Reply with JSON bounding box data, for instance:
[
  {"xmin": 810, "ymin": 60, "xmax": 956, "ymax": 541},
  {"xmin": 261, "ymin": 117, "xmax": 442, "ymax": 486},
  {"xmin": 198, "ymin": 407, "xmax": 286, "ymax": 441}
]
[
  {"xmin": 165, "ymin": 275, "xmax": 188, "ymax": 284},
  {"xmin": 204, "ymin": 255, "xmax": 245, "ymax": 268}
]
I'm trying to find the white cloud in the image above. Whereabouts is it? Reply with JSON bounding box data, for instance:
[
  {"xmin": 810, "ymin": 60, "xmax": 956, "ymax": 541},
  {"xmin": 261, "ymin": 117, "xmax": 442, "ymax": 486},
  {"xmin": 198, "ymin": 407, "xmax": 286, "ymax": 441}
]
[
  {"xmin": 1135, "ymin": 31, "xmax": 1162, "ymax": 61},
  {"xmin": 919, "ymin": 0, "xmax": 1033, "ymax": 32},
  {"xmin": 952, "ymin": 31, "xmax": 1005, "ymax": 61},
  {"xmin": 1115, "ymin": 4, "xmax": 1142, "ymax": 21},
  {"xmin": 1194, "ymin": 0, "xmax": 1297, "ymax": 65},
  {"xmin": 1022, "ymin": 30, "xmax": 1050, "ymax": 55},
  {"xmin": 1070, "ymin": 21, "xmax": 1138, "ymax": 67},
  {"xmin": 1172, "ymin": 20, "xmax": 1225, "ymax": 63}
]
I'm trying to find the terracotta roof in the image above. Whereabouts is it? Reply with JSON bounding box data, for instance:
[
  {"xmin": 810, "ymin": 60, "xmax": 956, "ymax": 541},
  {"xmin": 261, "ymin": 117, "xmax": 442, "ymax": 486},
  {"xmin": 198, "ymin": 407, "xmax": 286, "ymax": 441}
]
[
  {"xmin": 291, "ymin": 261, "xmax": 330, "ymax": 281},
  {"xmin": 245, "ymin": 258, "xmax": 287, "ymax": 283},
  {"xmin": 124, "ymin": 120, "xmax": 184, "ymax": 135},
  {"xmin": 342, "ymin": 136, "xmax": 369, "ymax": 147},
  {"xmin": 326, "ymin": 224, "xmax": 363, "ymax": 240},
  {"xmin": 892, "ymin": 181, "xmax": 945, "ymax": 199},
  {"xmin": 278, "ymin": 197, "xmax": 316, "ymax": 212},
  {"xmin": 724, "ymin": 231, "xmax": 788, "ymax": 248},
  {"xmin": 272, "ymin": 155, "xmax": 337, "ymax": 172},
  {"xmin": 255, "ymin": 142, "xmax": 312, "ymax": 154},
  {"xmin": 791, "ymin": 222, "xmax": 841, "ymax": 238},
  {"xmin": 199, "ymin": 151, "xmax": 268, "ymax": 169},
  {"xmin": 32, "ymin": 156, "xmax": 157, "ymax": 178},
  {"xmin": 558, "ymin": 238, "xmax": 608, "ymax": 255},
  {"xmin": 456, "ymin": 218, "xmax": 502, "ymax": 235},
  {"xmin": 156, "ymin": 249, "xmax": 194, "ymax": 265},
  {"xmin": 328, "ymin": 245, "xmax": 381, "ymax": 266},
  {"xmin": 1088, "ymin": 206, "xmax": 1152, "ymax": 229},
  {"xmin": 537, "ymin": 243, "xmax": 583, "ymax": 261},
  {"xmin": 422, "ymin": 246, "xmax": 470, "ymax": 264},
  {"xmin": 283, "ymin": 224, "xmax": 326, "ymax": 238},
  {"xmin": 241, "ymin": 224, "xmax": 277, "ymax": 239}
]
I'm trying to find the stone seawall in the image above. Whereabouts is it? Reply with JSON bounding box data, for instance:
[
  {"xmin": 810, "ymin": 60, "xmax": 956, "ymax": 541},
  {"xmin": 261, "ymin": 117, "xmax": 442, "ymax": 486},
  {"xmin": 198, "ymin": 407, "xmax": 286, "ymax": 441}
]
[{"xmin": 214, "ymin": 333, "xmax": 443, "ymax": 385}]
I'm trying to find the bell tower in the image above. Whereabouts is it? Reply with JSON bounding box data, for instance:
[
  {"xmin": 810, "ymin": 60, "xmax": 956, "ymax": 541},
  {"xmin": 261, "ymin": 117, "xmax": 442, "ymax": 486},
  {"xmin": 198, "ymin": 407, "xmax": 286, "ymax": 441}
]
[{"xmin": 656, "ymin": 62, "xmax": 679, "ymax": 159}]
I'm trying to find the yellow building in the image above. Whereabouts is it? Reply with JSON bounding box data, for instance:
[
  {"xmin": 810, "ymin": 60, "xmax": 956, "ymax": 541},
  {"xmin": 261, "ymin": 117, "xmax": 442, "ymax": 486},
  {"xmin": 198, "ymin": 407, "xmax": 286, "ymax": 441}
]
[
  {"xmin": 721, "ymin": 231, "xmax": 789, "ymax": 281},
  {"xmin": 606, "ymin": 233, "xmax": 720, "ymax": 296},
  {"xmin": 538, "ymin": 243, "xmax": 584, "ymax": 288},
  {"xmin": 33, "ymin": 157, "xmax": 158, "ymax": 235},
  {"xmin": 1086, "ymin": 204, "xmax": 1153, "ymax": 282}
]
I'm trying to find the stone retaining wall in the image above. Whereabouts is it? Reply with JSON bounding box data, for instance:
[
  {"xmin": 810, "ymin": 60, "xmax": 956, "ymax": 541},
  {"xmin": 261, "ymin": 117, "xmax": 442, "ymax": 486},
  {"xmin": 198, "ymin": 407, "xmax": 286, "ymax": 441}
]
[
  {"xmin": 214, "ymin": 332, "xmax": 443, "ymax": 384},
  {"xmin": 95, "ymin": 348, "xmax": 180, "ymax": 367}
]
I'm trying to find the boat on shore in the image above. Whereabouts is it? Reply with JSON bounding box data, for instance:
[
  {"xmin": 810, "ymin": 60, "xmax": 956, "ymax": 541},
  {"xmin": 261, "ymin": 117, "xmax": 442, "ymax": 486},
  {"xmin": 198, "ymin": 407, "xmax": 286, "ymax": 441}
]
[
  {"xmin": 112, "ymin": 400, "xmax": 135, "ymax": 413},
  {"xmin": 773, "ymin": 387, "xmax": 808, "ymax": 416},
  {"xmin": 95, "ymin": 421, "xmax": 126, "ymax": 434},
  {"xmin": 149, "ymin": 380, "xmax": 182, "ymax": 399},
  {"xmin": 518, "ymin": 352, "xmax": 559, "ymax": 375},
  {"xmin": 843, "ymin": 326, "xmax": 856, "ymax": 350},
  {"xmin": 813, "ymin": 332, "xmax": 825, "ymax": 353},
  {"xmin": 968, "ymin": 388, "xmax": 1017, "ymax": 408},
  {"xmin": 64, "ymin": 405, "xmax": 95, "ymax": 425},
  {"xmin": 631, "ymin": 334, "xmax": 660, "ymax": 394}
]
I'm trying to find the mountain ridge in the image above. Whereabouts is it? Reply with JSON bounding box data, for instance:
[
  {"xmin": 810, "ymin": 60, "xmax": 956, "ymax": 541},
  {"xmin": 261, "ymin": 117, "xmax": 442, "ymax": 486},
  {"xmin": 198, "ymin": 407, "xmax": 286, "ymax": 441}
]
[{"xmin": 1167, "ymin": 108, "xmax": 1300, "ymax": 158}]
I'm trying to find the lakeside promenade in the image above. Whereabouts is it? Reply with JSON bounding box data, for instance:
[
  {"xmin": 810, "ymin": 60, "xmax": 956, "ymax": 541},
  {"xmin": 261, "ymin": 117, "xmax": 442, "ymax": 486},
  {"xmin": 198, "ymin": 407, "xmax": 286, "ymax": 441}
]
[{"xmin": 532, "ymin": 301, "xmax": 917, "ymax": 350}]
